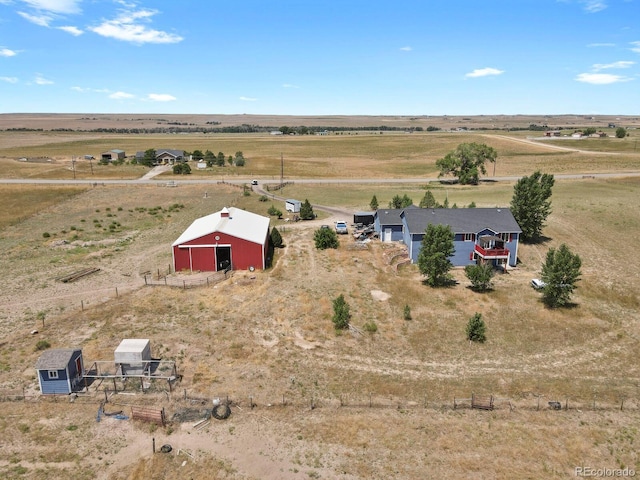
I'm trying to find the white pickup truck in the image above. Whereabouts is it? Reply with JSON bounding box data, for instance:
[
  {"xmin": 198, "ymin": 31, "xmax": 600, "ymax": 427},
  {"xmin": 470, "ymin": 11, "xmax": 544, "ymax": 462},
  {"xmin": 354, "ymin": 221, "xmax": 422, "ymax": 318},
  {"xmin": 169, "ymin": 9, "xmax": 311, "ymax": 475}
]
[{"xmin": 335, "ymin": 221, "xmax": 348, "ymax": 234}]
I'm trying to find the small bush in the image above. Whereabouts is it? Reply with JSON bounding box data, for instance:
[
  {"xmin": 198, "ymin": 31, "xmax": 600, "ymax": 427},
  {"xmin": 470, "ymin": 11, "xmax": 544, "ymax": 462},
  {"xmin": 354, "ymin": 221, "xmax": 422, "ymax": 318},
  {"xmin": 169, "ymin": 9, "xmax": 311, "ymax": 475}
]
[
  {"xmin": 259, "ymin": 195, "xmax": 269, "ymax": 202},
  {"xmin": 466, "ymin": 313, "xmax": 486, "ymax": 343},
  {"xmin": 403, "ymin": 304, "xmax": 412, "ymax": 320},
  {"xmin": 42, "ymin": 232, "xmax": 50, "ymax": 238},
  {"xmin": 35, "ymin": 340, "xmax": 51, "ymax": 351},
  {"xmin": 363, "ymin": 321, "xmax": 378, "ymax": 333}
]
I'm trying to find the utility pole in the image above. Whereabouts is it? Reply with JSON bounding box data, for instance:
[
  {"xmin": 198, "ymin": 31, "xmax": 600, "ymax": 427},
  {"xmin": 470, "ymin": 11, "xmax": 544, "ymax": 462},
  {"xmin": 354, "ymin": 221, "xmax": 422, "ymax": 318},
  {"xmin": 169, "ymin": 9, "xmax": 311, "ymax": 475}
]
[
  {"xmin": 72, "ymin": 156, "xmax": 76, "ymax": 179},
  {"xmin": 89, "ymin": 156, "xmax": 94, "ymax": 175},
  {"xmin": 280, "ymin": 152, "xmax": 284, "ymax": 188}
]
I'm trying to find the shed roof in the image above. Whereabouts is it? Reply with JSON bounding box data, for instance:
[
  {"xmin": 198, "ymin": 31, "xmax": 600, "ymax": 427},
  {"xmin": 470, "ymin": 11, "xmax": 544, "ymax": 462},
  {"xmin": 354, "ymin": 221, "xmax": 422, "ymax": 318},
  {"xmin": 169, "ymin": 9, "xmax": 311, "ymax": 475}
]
[
  {"xmin": 402, "ymin": 208, "xmax": 522, "ymax": 235},
  {"xmin": 115, "ymin": 339, "xmax": 150, "ymax": 354},
  {"xmin": 375, "ymin": 206, "xmax": 418, "ymax": 226},
  {"xmin": 172, "ymin": 207, "xmax": 270, "ymax": 246},
  {"xmin": 35, "ymin": 348, "xmax": 81, "ymax": 370}
]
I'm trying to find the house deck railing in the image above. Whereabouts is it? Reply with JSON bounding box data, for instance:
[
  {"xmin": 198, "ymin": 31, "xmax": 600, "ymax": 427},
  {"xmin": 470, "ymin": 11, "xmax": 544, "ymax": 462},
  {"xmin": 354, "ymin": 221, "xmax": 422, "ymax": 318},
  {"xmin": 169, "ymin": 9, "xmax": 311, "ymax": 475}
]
[{"xmin": 474, "ymin": 244, "xmax": 510, "ymax": 258}]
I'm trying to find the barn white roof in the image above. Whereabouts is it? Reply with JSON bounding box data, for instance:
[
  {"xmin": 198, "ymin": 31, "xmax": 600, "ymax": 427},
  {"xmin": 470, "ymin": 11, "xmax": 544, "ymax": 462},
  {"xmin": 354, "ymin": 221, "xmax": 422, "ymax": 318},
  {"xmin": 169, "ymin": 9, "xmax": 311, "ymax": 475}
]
[{"xmin": 172, "ymin": 207, "xmax": 270, "ymax": 247}]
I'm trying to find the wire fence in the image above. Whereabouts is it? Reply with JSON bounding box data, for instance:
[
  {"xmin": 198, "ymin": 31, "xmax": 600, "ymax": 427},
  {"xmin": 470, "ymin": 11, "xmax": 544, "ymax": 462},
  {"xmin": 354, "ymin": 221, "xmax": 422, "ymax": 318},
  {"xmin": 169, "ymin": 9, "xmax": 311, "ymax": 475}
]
[{"xmin": 3, "ymin": 386, "xmax": 636, "ymax": 416}]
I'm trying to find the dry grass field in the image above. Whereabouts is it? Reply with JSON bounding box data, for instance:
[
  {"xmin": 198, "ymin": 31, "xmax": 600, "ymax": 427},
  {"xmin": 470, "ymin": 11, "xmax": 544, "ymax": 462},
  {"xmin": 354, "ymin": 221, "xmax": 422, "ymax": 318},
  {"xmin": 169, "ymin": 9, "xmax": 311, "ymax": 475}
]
[{"xmin": 1, "ymin": 115, "xmax": 640, "ymax": 479}]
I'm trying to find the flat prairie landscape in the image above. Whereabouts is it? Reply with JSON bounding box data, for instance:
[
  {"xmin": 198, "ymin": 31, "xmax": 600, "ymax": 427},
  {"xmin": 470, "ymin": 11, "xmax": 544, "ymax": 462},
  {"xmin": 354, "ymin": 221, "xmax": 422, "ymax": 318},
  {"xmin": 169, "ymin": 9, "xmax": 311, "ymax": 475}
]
[{"xmin": 1, "ymin": 114, "xmax": 640, "ymax": 479}]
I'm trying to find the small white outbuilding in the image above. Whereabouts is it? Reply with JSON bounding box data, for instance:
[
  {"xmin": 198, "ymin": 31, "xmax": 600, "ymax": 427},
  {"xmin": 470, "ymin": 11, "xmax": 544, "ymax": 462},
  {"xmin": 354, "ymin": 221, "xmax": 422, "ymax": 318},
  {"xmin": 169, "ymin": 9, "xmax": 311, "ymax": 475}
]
[{"xmin": 115, "ymin": 339, "xmax": 151, "ymax": 375}]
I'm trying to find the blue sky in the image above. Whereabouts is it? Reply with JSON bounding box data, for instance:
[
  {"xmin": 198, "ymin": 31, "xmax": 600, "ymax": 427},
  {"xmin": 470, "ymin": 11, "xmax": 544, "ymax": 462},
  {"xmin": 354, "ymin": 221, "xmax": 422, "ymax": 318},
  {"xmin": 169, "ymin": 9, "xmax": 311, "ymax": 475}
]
[{"xmin": 0, "ymin": 0, "xmax": 639, "ymax": 115}]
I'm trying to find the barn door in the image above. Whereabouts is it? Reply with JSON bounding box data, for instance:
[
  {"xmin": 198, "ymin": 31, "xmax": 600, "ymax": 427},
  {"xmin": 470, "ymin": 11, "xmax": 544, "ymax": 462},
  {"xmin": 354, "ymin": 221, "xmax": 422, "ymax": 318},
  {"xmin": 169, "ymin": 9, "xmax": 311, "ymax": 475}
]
[{"xmin": 216, "ymin": 246, "xmax": 231, "ymax": 271}]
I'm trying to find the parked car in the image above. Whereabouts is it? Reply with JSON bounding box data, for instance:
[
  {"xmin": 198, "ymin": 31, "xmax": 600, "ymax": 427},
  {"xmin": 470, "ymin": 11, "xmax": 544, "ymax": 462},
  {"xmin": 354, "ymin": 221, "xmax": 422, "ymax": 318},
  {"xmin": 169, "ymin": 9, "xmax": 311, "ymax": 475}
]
[
  {"xmin": 335, "ymin": 221, "xmax": 348, "ymax": 234},
  {"xmin": 531, "ymin": 278, "xmax": 546, "ymax": 289}
]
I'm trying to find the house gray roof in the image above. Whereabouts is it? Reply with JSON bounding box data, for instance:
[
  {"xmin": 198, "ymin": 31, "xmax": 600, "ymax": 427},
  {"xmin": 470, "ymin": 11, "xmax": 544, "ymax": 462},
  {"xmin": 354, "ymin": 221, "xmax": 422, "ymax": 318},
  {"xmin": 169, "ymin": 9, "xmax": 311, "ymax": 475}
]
[
  {"xmin": 375, "ymin": 206, "xmax": 418, "ymax": 226},
  {"xmin": 156, "ymin": 149, "xmax": 184, "ymax": 157},
  {"xmin": 35, "ymin": 348, "xmax": 81, "ymax": 370},
  {"xmin": 402, "ymin": 208, "xmax": 522, "ymax": 235}
]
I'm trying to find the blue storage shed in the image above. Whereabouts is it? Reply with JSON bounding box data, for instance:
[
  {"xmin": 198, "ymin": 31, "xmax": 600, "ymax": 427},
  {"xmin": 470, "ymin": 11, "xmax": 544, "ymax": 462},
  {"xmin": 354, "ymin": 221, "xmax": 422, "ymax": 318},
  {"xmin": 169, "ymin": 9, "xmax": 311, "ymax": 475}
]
[{"xmin": 35, "ymin": 348, "xmax": 84, "ymax": 395}]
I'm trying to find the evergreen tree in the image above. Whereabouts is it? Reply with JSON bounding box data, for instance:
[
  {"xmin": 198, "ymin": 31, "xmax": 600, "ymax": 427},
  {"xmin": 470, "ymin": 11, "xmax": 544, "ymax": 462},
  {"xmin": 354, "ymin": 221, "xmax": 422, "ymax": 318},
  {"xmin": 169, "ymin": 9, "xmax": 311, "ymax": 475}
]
[
  {"xmin": 466, "ymin": 313, "xmax": 486, "ymax": 343},
  {"xmin": 314, "ymin": 227, "xmax": 339, "ymax": 249},
  {"xmin": 332, "ymin": 294, "xmax": 351, "ymax": 330},
  {"xmin": 417, "ymin": 224, "xmax": 455, "ymax": 286},
  {"xmin": 270, "ymin": 226, "xmax": 283, "ymax": 248},
  {"xmin": 300, "ymin": 199, "xmax": 315, "ymax": 220},
  {"xmin": 510, "ymin": 171, "xmax": 554, "ymax": 242},
  {"xmin": 389, "ymin": 194, "xmax": 413, "ymax": 209},
  {"xmin": 419, "ymin": 190, "xmax": 438, "ymax": 208},
  {"xmin": 369, "ymin": 195, "xmax": 379, "ymax": 211}
]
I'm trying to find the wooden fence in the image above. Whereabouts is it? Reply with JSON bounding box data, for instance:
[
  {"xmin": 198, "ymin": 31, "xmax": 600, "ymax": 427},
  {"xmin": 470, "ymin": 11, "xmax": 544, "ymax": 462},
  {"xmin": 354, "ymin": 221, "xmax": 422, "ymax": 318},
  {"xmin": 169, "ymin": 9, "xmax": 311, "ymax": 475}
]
[{"xmin": 131, "ymin": 405, "xmax": 166, "ymax": 426}]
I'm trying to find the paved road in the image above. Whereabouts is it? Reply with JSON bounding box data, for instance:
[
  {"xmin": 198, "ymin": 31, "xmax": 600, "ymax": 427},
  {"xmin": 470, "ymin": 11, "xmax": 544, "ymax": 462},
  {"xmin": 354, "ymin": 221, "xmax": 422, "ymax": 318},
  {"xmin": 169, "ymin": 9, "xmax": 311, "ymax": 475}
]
[{"xmin": 1, "ymin": 171, "xmax": 640, "ymax": 186}]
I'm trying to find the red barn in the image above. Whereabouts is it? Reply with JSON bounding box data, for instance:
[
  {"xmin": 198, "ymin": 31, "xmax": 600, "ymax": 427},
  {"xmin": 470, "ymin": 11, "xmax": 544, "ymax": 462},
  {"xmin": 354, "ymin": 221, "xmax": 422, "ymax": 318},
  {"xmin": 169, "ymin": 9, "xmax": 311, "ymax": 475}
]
[{"xmin": 172, "ymin": 207, "xmax": 270, "ymax": 272}]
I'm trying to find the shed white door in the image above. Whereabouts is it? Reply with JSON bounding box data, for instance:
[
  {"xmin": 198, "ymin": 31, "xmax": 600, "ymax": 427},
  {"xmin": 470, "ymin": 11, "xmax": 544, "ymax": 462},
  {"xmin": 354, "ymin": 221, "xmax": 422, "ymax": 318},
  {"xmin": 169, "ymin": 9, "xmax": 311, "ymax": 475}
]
[{"xmin": 384, "ymin": 229, "xmax": 392, "ymax": 242}]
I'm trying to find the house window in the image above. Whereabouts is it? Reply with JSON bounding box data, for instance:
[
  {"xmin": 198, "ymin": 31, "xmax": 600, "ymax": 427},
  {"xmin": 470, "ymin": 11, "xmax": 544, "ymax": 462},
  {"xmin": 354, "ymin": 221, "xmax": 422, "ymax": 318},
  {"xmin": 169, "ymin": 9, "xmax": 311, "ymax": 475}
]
[
  {"xmin": 48, "ymin": 370, "xmax": 59, "ymax": 379},
  {"xmin": 464, "ymin": 233, "xmax": 475, "ymax": 242},
  {"xmin": 500, "ymin": 233, "xmax": 510, "ymax": 242}
]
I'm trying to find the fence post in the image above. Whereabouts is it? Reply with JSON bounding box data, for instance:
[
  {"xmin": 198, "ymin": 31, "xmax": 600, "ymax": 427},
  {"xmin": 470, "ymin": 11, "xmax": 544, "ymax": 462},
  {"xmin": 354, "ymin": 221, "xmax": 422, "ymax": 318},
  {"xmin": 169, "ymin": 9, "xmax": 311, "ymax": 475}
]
[
  {"xmin": 144, "ymin": 275, "xmax": 148, "ymax": 285},
  {"xmin": 116, "ymin": 287, "xmax": 119, "ymax": 298},
  {"xmin": 369, "ymin": 393, "xmax": 372, "ymax": 408},
  {"xmin": 81, "ymin": 300, "xmax": 84, "ymax": 311}
]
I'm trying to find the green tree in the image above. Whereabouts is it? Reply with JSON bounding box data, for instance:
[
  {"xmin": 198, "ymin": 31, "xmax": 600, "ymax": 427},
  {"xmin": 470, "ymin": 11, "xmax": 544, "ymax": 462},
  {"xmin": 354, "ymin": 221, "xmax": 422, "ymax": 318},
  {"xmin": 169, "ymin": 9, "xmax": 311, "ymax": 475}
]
[
  {"xmin": 369, "ymin": 195, "xmax": 379, "ymax": 211},
  {"xmin": 300, "ymin": 199, "xmax": 315, "ymax": 220},
  {"xmin": 234, "ymin": 151, "xmax": 246, "ymax": 166},
  {"xmin": 436, "ymin": 142, "xmax": 497, "ymax": 185},
  {"xmin": 464, "ymin": 263, "xmax": 495, "ymax": 291},
  {"xmin": 270, "ymin": 226, "xmax": 283, "ymax": 248},
  {"xmin": 227, "ymin": 155, "xmax": 233, "ymax": 166},
  {"xmin": 267, "ymin": 205, "xmax": 282, "ymax": 218},
  {"xmin": 314, "ymin": 227, "xmax": 339, "ymax": 250},
  {"xmin": 216, "ymin": 152, "xmax": 226, "ymax": 167},
  {"xmin": 140, "ymin": 148, "xmax": 156, "ymax": 167},
  {"xmin": 417, "ymin": 224, "xmax": 455, "ymax": 287},
  {"xmin": 191, "ymin": 149, "xmax": 204, "ymax": 161},
  {"xmin": 466, "ymin": 313, "xmax": 486, "ymax": 343},
  {"xmin": 332, "ymin": 294, "xmax": 350, "ymax": 330},
  {"xmin": 583, "ymin": 127, "xmax": 597, "ymax": 136},
  {"xmin": 419, "ymin": 190, "xmax": 439, "ymax": 208},
  {"xmin": 204, "ymin": 150, "xmax": 216, "ymax": 167},
  {"xmin": 172, "ymin": 162, "xmax": 191, "ymax": 175},
  {"xmin": 540, "ymin": 243, "xmax": 582, "ymax": 308},
  {"xmin": 510, "ymin": 170, "xmax": 555, "ymax": 242},
  {"xmin": 389, "ymin": 194, "xmax": 413, "ymax": 208},
  {"xmin": 615, "ymin": 127, "xmax": 627, "ymax": 138}
]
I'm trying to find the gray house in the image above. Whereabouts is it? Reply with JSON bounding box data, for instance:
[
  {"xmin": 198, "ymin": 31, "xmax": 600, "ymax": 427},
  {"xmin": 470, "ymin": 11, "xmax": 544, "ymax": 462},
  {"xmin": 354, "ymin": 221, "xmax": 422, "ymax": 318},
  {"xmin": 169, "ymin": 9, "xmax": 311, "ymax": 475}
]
[
  {"xmin": 375, "ymin": 207, "xmax": 522, "ymax": 269},
  {"xmin": 35, "ymin": 348, "xmax": 84, "ymax": 395},
  {"xmin": 135, "ymin": 149, "xmax": 186, "ymax": 165}
]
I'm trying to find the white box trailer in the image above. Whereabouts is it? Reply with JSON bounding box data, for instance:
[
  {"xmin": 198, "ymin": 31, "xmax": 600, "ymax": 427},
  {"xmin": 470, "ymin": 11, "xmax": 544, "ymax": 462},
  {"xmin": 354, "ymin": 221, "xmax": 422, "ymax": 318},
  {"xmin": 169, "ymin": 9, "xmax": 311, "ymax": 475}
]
[{"xmin": 285, "ymin": 199, "xmax": 301, "ymax": 213}]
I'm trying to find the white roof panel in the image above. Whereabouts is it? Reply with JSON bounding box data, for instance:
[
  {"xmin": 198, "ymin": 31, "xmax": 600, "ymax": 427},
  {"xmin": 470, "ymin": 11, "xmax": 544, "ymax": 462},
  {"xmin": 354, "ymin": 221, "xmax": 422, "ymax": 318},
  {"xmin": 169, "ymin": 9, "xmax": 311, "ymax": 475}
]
[{"xmin": 172, "ymin": 207, "xmax": 270, "ymax": 247}]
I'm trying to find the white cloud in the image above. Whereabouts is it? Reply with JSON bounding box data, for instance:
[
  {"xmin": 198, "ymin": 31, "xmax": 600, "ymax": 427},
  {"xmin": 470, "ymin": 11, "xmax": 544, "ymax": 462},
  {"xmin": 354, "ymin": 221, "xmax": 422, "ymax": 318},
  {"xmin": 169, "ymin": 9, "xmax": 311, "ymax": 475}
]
[
  {"xmin": 1, "ymin": 76, "xmax": 19, "ymax": 83},
  {"xmin": 72, "ymin": 86, "xmax": 110, "ymax": 93},
  {"xmin": 465, "ymin": 67, "xmax": 504, "ymax": 78},
  {"xmin": 575, "ymin": 73, "xmax": 632, "ymax": 84},
  {"xmin": 239, "ymin": 96, "xmax": 257, "ymax": 102},
  {"xmin": 0, "ymin": 48, "xmax": 18, "ymax": 57},
  {"xmin": 631, "ymin": 41, "xmax": 640, "ymax": 54},
  {"xmin": 89, "ymin": 9, "xmax": 183, "ymax": 44},
  {"xmin": 147, "ymin": 93, "xmax": 176, "ymax": 102},
  {"xmin": 109, "ymin": 91, "xmax": 135, "ymax": 99},
  {"xmin": 34, "ymin": 74, "xmax": 53, "ymax": 85},
  {"xmin": 582, "ymin": 0, "xmax": 607, "ymax": 13},
  {"xmin": 592, "ymin": 61, "xmax": 635, "ymax": 70},
  {"xmin": 400, "ymin": 46, "xmax": 412, "ymax": 51},
  {"xmin": 587, "ymin": 43, "xmax": 615, "ymax": 47},
  {"xmin": 58, "ymin": 25, "xmax": 83, "ymax": 36},
  {"xmin": 282, "ymin": 83, "xmax": 300, "ymax": 89},
  {"xmin": 18, "ymin": 11, "xmax": 52, "ymax": 26},
  {"xmin": 21, "ymin": 0, "xmax": 82, "ymax": 14}
]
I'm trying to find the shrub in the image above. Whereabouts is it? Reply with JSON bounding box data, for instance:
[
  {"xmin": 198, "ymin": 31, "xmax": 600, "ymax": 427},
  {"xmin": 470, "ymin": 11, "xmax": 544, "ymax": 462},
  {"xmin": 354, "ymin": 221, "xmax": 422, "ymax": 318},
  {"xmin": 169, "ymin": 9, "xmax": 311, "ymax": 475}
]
[
  {"xmin": 42, "ymin": 232, "xmax": 50, "ymax": 238},
  {"xmin": 403, "ymin": 304, "xmax": 412, "ymax": 320},
  {"xmin": 35, "ymin": 340, "xmax": 51, "ymax": 351},
  {"xmin": 332, "ymin": 294, "xmax": 350, "ymax": 330},
  {"xmin": 466, "ymin": 313, "xmax": 486, "ymax": 343},
  {"xmin": 267, "ymin": 205, "xmax": 282, "ymax": 218},
  {"xmin": 363, "ymin": 321, "xmax": 378, "ymax": 333},
  {"xmin": 314, "ymin": 227, "xmax": 338, "ymax": 250}
]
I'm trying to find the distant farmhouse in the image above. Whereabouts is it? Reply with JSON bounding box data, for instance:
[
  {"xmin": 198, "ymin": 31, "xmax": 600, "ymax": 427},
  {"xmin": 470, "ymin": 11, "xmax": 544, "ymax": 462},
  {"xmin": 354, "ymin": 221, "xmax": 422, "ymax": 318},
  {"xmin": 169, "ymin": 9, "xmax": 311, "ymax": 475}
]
[
  {"xmin": 374, "ymin": 207, "xmax": 522, "ymax": 270},
  {"xmin": 135, "ymin": 149, "xmax": 187, "ymax": 165}
]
